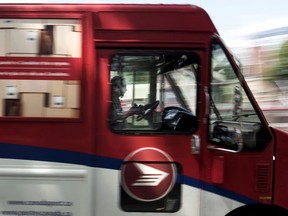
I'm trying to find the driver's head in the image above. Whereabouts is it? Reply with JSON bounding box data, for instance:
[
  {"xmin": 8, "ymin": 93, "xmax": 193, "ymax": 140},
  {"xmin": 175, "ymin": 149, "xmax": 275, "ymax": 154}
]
[{"xmin": 111, "ymin": 75, "xmax": 127, "ymax": 97}]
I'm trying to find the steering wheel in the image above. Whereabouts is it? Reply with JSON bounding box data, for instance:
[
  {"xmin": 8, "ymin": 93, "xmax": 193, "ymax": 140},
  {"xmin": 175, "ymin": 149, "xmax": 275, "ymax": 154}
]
[{"xmin": 136, "ymin": 100, "xmax": 160, "ymax": 121}]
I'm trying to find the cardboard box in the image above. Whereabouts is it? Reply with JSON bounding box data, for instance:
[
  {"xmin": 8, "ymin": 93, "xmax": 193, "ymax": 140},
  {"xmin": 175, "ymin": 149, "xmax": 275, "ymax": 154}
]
[
  {"xmin": 65, "ymin": 84, "xmax": 79, "ymax": 108},
  {"xmin": 8, "ymin": 29, "xmax": 40, "ymax": 54},
  {"xmin": 0, "ymin": 98, "xmax": 3, "ymax": 116},
  {"xmin": 4, "ymin": 99, "xmax": 21, "ymax": 116},
  {"xmin": 44, "ymin": 107, "xmax": 79, "ymax": 118},
  {"xmin": 21, "ymin": 93, "xmax": 45, "ymax": 117},
  {"xmin": 54, "ymin": 26, "xmax": 72, "ymax": 56},
  {"xmin": 1, "ymin": 80, "xmax": 20, "ymax": 99},
  {"xmin": 70, "ymin": 31, "xmax": 81, "ymax": 57},
  {"xmin": 0, "ymin": 19, "xmax": 16, "ymax": 28},
  {"xmin": 48, "ymin": 80, "xmax": 64, "ymax": 107},
  {"xmin": 0, "ymin": 19, "xmax": 43, "ymax": 29},
  {"xmin": 47, "ymin": 19, "xmax": 81, "ymax": 32},
  {"xmin": 19, "ymin": 80, "xmax": 48, "ymax": 93},
  {"xmin": 8, "ymin": 54, "xmax": 37, "ymax": 57},
  {"xmin": 14, "ymin": 19, "xmax": 44, "ymax": 30},
  {"xmin": 0, "ymin": 30, "xmax": 7, "ymax": 56}
]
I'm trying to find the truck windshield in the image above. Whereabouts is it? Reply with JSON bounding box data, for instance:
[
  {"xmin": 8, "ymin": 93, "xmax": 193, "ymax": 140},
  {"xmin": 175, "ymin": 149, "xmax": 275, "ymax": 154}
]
[
  {"xmin": 210, "ymin": 44, "xmax": 260, "ymax": 123},
  {"xmin": 209, "ymin": 43, "xmax": 272, "ymax": 151}
]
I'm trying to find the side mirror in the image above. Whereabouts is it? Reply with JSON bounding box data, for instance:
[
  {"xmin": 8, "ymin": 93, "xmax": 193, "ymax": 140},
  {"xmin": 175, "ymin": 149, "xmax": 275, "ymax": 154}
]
[{"xmin": 209, "ymin": 123, "xmax": 243, "ymax": 153}]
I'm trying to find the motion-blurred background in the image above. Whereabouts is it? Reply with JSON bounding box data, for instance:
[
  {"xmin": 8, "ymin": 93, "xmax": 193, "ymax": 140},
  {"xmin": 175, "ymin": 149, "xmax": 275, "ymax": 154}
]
[{"xmin": 195, "ymin": 0, "xmax": 288, "ymax": 131}]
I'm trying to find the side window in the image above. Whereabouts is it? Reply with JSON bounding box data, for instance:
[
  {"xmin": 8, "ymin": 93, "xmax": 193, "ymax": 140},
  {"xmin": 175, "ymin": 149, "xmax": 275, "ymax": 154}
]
[
  {"xmin": 0, "ymin": 19, "xmax": 82, "ymax": 118},
  {"xmin": 209, "ymin": 44, "xmax": 271, "ymax": 151},
  {"xmin": 109, "ymin": 51, "xmax": 199, "ymax": 133}
]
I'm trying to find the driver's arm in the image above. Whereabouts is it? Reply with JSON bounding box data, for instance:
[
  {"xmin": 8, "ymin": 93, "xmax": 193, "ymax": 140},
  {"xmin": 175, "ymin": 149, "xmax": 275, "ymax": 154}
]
[{"xmin": 126, "ymin": 104, "xmax": 145, "ymax": 117}]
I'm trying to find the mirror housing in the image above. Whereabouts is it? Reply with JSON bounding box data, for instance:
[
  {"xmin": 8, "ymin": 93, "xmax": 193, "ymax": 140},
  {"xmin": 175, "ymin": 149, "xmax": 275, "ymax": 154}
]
[{"xmin": 209, "ymin": 122, "xmax": 243, "ymax": 153}]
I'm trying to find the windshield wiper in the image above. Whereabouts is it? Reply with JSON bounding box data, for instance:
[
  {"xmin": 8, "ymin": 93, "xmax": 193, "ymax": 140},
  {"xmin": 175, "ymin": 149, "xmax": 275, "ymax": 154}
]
[{"xmin": 233, "ymin": 113, "xmax": 257, "ymax": 121}]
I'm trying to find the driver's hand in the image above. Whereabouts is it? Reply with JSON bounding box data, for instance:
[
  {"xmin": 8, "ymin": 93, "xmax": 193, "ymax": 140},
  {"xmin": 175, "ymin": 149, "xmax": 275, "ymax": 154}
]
[{"xmin": 128, "ymin": 103, "xmax": 144, "ymax": 115}]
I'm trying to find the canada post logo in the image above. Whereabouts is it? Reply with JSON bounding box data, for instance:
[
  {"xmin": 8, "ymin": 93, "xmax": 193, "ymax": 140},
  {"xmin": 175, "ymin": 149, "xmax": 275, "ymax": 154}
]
[
  {"xmin": 121, "ymin": 147, "xmax": 177, "ymax": 202},
  {"xmin": 131, "ymin": 163, "xmax": 169, "ymax": 187}
]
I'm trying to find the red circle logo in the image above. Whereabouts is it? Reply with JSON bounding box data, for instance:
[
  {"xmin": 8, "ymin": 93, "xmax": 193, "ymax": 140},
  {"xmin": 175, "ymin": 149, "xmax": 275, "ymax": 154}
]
[{"xmin": 121, "ymin": 147, "xmax": 176, "ymax": 202}]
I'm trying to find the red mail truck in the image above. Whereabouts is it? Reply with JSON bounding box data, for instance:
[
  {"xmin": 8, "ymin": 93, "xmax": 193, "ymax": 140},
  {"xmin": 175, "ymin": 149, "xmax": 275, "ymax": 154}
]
[{"xmin": 0, "ymin": 4, "xmax": 286, "ymax": 216}]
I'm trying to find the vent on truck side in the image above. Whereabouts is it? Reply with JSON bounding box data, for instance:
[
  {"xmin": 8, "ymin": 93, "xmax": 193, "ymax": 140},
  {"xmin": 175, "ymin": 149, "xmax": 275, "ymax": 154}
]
[{"xmin": 255, "ymin": 163, "xmax": 271, "ymax": 193}]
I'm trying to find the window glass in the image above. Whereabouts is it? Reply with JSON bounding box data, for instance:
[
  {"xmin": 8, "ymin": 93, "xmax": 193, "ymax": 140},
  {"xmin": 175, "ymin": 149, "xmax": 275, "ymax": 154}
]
[
  {"xmin": 0, "ymin": 19, "xmax": 82, "ymax": 118},
  {"xmin": 109, "ymin": 51, "xmax": 199, "ymax": 133},
  {"xmin": 209, "ymin": 44, "xmax": 271, "ymax": 151},
  {"xmin": 210, "ymin": 44, "xmax": 259, "ymax": 122}
]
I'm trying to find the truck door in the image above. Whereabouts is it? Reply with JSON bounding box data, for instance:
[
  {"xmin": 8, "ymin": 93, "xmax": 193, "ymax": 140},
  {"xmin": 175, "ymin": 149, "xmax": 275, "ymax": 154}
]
[
  {"xmin": 96, "ymin": 49, "xmax": 205, "ymax": 215},
  {"xmin": 202, "ymin": 39, "xmax": 275, "ymax": 215}
]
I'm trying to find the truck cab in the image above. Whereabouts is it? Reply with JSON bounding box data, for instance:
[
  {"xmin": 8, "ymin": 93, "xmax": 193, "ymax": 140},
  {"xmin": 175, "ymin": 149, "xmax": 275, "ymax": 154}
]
[{"xmin": 0, "ymin": 4, "xmax": 287, "ymax": 216}]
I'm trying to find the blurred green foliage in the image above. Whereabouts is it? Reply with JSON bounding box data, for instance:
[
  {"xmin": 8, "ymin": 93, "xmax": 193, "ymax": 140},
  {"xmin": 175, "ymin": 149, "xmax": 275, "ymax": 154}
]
[{"xmin": 264, "ymin": 40, "xmax": 288, "ymax": 79}]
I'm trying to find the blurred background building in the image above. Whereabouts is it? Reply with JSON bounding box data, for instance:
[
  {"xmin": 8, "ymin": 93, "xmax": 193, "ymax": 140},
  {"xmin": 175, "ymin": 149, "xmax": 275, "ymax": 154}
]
[{"xmin": 232, "ymin": 27, "xmax": 288, "ymax": 131}]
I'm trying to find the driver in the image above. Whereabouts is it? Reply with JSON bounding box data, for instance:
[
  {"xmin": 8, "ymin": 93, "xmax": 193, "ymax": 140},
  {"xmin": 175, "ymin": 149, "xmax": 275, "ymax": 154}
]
[{"xmin": 109, "ymin": 76, "xmax": 145, "ymax": 129}]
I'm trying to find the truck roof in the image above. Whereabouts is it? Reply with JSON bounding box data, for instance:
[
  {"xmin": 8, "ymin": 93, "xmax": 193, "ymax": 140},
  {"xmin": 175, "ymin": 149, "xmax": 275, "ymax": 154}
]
[{"xmin": 0, "ymin": 4, "xmax": 217, "ymax": 33}]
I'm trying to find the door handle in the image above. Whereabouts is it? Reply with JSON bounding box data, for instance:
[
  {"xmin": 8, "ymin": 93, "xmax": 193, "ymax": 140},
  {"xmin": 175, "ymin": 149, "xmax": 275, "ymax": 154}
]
[{"xmin": 192, "ymin": 135, "xmax": 200, "ymax": 154}]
